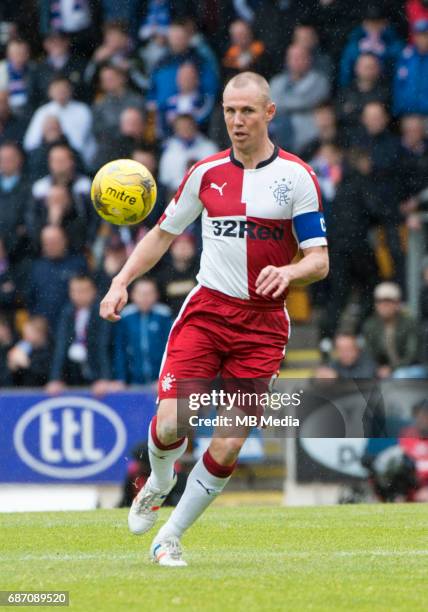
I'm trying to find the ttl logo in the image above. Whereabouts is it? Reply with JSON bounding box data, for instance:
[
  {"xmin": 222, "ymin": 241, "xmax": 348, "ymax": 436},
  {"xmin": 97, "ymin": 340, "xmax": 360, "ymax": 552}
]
[
  {"xmin": 40, "ymin": 408, "xmax": 102, "ymax": 463},
  {"xmin": 13, "ymin": 397, "xmax": 126, "ymax": 478}
]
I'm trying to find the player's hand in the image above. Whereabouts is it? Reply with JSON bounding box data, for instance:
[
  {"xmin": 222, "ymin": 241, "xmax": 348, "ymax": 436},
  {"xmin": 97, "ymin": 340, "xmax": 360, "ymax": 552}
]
[
  {"xmin": 100, "ymin": 282, "xmax": 128, "ymax": 322},
  {"xmin": 255, "ymin": 266, "xmax": 291, "ymax": 298}
]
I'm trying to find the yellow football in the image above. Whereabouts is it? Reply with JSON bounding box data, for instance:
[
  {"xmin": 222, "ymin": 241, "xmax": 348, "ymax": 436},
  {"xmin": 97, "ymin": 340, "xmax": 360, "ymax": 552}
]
[{"xmin": 90, "ymin": 159, "xmax": 157, "ymax": 225}]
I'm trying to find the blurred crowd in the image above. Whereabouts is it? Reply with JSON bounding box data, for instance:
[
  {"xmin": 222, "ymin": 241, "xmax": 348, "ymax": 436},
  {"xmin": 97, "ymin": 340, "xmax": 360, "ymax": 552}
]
[{"xmin": 1, "ymin": 0, "xmax": 428, "ymax": 393}]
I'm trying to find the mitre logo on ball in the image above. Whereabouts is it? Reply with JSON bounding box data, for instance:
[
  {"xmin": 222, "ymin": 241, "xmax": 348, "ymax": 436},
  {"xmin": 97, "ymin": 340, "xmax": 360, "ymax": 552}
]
[{"xmin": 91, "ymin": 158, "xmax": 157, "ymax": 225}]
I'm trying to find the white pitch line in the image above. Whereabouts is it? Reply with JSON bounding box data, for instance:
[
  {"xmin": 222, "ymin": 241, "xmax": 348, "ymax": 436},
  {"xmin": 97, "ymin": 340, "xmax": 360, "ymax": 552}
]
[{"xmin": 1, "ymin": 550, "xmax": 428, "ymax": 562}]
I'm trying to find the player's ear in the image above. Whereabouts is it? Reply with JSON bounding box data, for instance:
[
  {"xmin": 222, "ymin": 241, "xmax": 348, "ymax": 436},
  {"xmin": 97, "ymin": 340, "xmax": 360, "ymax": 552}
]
[{"xmin": 266, "ymin": 102, "xmax": 276, "ymax": 123}]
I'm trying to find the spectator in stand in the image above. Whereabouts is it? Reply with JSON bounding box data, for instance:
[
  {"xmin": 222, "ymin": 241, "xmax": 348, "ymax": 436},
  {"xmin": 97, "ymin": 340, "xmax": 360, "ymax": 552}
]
[
  {"xmin": 27, "ymin": 225, "xmax": 87, "ymax": 330},
  {"xmin": 85, "ymin": 20, "xmax": 133, "ymax": 86},
  {"xmin": 24, "ymin": 76, "xmax": 96, "ymax": 168},
  {"xmin": 157, "ymin": 232, "xmax": 198, "ymax": 316},
  {"xmin": 182, "ymin": 16, "xmax": 220, "ymax": 82},
  {"xmin": 159, "ymin": 113, "xmax": 217, "ymax": 196},
  {"xmin": 419, "ymin": 259, "xmax": 428, "ymax": 362},
  {"xmin": 301, "ymin": 103, "xmax": 339, "ymax": 161},
  {"xmin": 319, "ymin": 146, "xmax": 378, "ymax": 343},
  {"xmin": 163, "ymin": 62, "xmax": 213, "ymax": 135},
  {"xmin": 222, "ymin": 19, "xmax": 270, "ymax": 80},
  {"xmin": 393, "ymin": 19, "xmax": 428, "ymax": 117},
  {"xmin": 7, "ymin": 315, "xmax": 52, "ymax": 386},
  {"xmin": 84, "ymin": 20, "xmax": 146, "ymax": 96},
  {"xmin": 291, "ymin": 22, "xmax": 333, "ymax": 80},
  {"xmin": 33, "ymin": 30, "xmax": 87, "ymax": 106},
  {"xmin": 339, "ymin": 5, "xmax": 403, "ymax": 88},
  {"xmin": 0, "ymin": 237, "xmax": 18, "ymax": 318},
  {"xmin": 37, "ymin": 0, "xmax": 97, "ymax": 58},
  {"xmin": 316, "ymin": 333, "xmax": 376, "ymax": 379},
  {"xmin": 137, "ymin": 1, "xmax": 170, "ymax": 80},
  {"xmin": 351, "ymin": 101, "xmax": 404, "ymax": 288},
  {"xmin": 46, "ymin": 274, "xmax": 113, "ymax": 396},
  {"xmin": 31, "ymin": 142, "xmax": 90, "ymax": 205},
  {"xmin": 29, "ymin": 143, "xmax": 95, "ymax": 245},
  {"xmin": 94, "ymin": 106, "xmax": 151, "ymax": 169},
  {"xmin": 310, "ymin": 141, "xmax": 343, "ymax": 211},
  {"xmin": 138, "ymin": 0, "xmax": 170, "ymax": 41},
  {"xmin": 337, "ymin": 53, "xmax": 390, "ymax": 136},
  {"xmin": 113, "ymin": 277, "xmax": 172, "ymax": 385},
  {"xmin": 0, "ymin": 91, "xmax": 27, "ymax": 146},
  {"xmin": 363, "ymin": 282, "xmax": 425, "ymax": 379},
  {"xmin": 92, "ymin": 64, "xmax": 144, "ymax": 139},
  {"xmin": 26, "ymin": 115, "xmax": 74, "ymax": 182},
  {"xmin": 398, "ymin": 115, "xmax": 428, "ymax": 209},
  {"xmin": 270, "ymin": 43, "xmax": 330, "ymax": 153},
  {"xmin": 131, "ymin": 146, "xmax": 166, "ymax": 228},
  {"xmin": 0, "ymin": 315, "xmax": 13, "ymax": 387},
  {"xmin": 406, "ymin": 1, "xmax": 428, "ymax": 40},
  {"xmin": 0, "ymin": 142, "xmax": 30, "ymax": 269},
  {"xmin": 0, "ymin": 5, "xmax": 22, "ymax": 50},
  {"xmin": 147, "ymin": 19, "xmax": 219, "ymax": 122},
  {"xmin": 0, "ymin": 38, "xmax": 36, "ymax": 118},
  {"xmin": 94, "ymin": 235, "xmax": 128, "ymax": 297},
  {"xmin": 28, "ymin": 183, "xmax": 88, "ymax": 254},
  {"xmin": 234, "ymin": 0, "xmax": 301, "ymax": 70}
]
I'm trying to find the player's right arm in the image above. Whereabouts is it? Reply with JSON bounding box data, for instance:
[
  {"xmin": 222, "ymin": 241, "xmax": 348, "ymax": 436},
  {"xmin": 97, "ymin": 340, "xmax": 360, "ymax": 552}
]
[
  {"xmin": 100, "ymin": 164, "xmax": 203, "ymax": 322},
  {"xmin": 100, "ymin": 226, "xmax": 176, "ymax": 322}
]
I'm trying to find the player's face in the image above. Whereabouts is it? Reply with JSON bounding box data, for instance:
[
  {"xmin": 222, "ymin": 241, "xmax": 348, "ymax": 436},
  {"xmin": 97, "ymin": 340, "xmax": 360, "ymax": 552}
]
[{"xmin": 223, "ymin": 85, "xmax": 275, "ymax": 154}]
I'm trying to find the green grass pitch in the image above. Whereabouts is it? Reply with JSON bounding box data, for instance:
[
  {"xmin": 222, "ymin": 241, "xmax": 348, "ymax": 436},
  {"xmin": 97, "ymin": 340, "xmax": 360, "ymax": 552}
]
[{"xmin": 1, "ymin": 504, "xmax": 427, "ymax": 611}]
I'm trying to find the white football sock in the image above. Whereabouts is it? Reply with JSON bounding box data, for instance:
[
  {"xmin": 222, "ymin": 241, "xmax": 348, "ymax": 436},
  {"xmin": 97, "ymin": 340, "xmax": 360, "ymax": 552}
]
[
  {"xmin": 155, "ymin": 452, "xmax": 235, "ymax": 540},
  {"xmin": 148, "ymin": 417, "xmax": 188, "ymax": 492}
]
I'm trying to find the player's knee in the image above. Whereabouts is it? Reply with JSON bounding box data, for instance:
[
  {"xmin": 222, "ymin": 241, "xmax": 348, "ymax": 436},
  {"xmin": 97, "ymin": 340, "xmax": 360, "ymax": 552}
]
[
  {"xmin": 155, "ymin": 399, "xmax": 180, "ymax": 445},
  {"xmin": 156, "ymin": 416, "xmax": 179, "ymax": 445}
]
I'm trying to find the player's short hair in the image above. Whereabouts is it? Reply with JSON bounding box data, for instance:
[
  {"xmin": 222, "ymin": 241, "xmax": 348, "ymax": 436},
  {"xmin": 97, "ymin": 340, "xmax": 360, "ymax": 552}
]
[{"xmin": 224, "ymin": 71, "xmax": 272, "ymax": 104}]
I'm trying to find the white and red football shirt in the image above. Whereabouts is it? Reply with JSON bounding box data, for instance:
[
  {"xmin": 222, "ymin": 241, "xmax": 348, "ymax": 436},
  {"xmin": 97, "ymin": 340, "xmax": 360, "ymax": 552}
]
[{"xmin": 158, "ymin": 146, "xmax": 327, "ymax": 305}]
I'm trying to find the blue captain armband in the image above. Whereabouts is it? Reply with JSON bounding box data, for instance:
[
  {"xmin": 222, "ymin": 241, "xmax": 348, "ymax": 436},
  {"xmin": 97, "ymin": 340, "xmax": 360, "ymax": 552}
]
[{"xmin": 293, "ymin": 211, "xmax": 327, "ymax": 248}]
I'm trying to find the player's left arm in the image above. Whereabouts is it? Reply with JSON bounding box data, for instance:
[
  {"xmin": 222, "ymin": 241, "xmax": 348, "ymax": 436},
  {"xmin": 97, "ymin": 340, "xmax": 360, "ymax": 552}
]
[
  {"xmin": 256, "ymin": 162, "xmax": 329, "ymax": 298},
  {"xmin": 255, "ymin": 246, "xmax": 329, "ymax": 297}
]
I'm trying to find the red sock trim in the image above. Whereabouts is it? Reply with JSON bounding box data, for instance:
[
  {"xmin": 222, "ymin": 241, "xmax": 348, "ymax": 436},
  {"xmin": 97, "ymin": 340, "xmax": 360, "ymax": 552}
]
[
  {"xmin": 203, "ymin": 449, "xmax": 236, "ymax": 478},
  {"xmin": 150, "ymin": 416, "xmax": 186, "ymax": 451}
]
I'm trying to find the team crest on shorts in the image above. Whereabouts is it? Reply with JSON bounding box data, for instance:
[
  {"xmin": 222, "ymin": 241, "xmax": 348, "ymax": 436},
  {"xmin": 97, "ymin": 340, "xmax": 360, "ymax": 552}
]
[
  {"xmin": 161, "ymin": 372, "xmax": 176, "ymax": 392},
  {"xmin": 270, "ymin": 178, "xmax": 292, "ymax": 207}
]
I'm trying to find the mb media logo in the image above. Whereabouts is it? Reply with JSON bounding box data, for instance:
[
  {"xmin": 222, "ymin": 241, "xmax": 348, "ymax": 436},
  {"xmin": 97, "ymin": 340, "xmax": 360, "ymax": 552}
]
[{"xmin": 13, "ymin": 397, "xmax": 127, "ymax": 479}]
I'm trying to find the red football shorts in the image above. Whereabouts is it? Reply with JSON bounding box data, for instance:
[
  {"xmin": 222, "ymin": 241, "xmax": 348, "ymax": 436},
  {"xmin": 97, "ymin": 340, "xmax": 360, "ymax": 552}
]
[{"xmin": 157, "ymin": 285, "xmax": 290, "ymax": 400}]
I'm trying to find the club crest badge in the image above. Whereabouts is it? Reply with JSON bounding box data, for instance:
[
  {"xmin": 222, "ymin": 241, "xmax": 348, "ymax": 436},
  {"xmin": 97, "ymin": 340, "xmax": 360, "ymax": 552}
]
[{"xmin": 270, "ymin": 178, "xmax": 292, "ymax": 207}]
